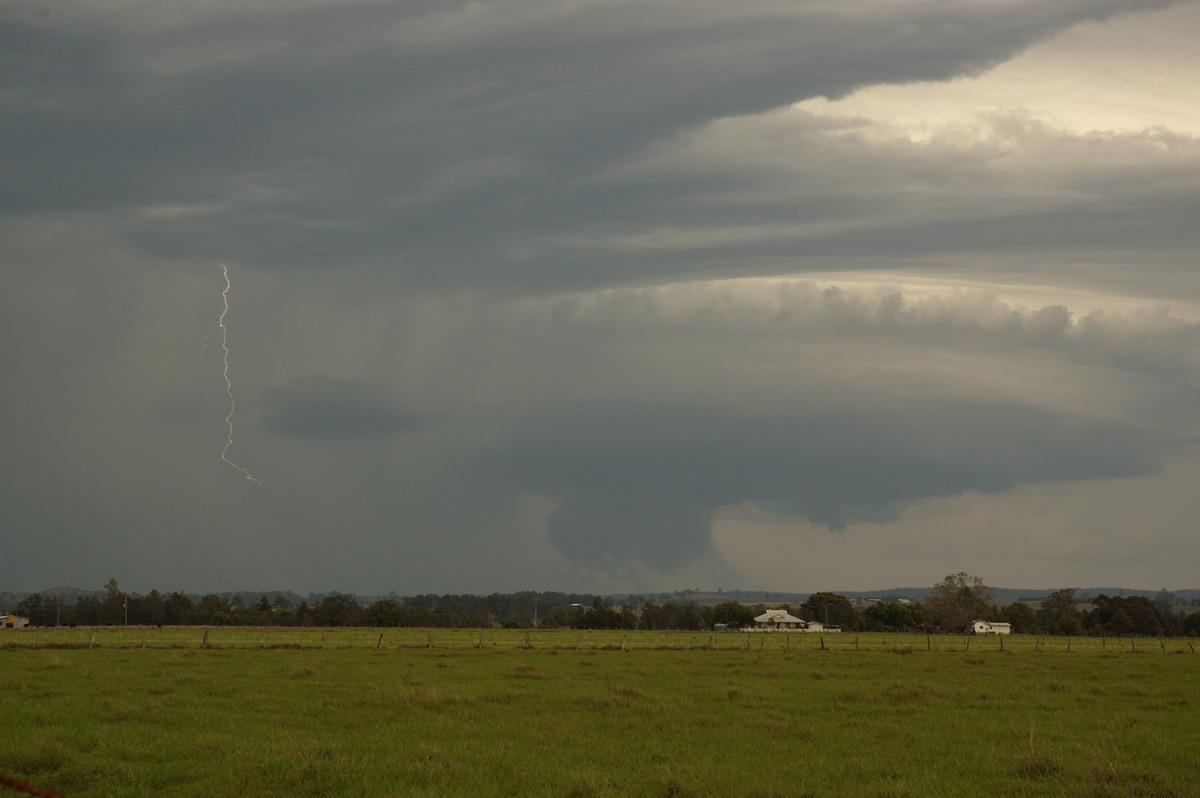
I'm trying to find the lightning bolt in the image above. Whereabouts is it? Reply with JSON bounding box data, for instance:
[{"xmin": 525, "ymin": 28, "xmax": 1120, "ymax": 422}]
[{"xmin": 216, "ymin": 264, "xmax": 262, "ymax": 485}]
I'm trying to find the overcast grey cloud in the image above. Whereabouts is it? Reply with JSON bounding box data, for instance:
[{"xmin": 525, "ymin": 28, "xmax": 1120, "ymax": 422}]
[
  {"xmin": 261, "ymin": 375, "xmax": 417, "ymax": 439},
  {"xmin": 3, "ymin": 0, "xmax": 1199, "ymax": 595}
]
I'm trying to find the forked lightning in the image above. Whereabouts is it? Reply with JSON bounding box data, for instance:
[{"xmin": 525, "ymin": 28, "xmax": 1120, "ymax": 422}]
[{"xmin": 216, "ymin": 264, "xmax": 261, "ymax": 485}]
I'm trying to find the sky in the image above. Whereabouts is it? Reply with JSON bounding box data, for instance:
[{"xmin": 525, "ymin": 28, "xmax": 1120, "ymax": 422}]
[{"xmin": 3, "ymin": 0, "xmax": 1199, "ymax": 597}]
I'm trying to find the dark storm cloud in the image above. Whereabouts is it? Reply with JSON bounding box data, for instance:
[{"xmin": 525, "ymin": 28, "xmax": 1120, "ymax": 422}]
[
  {"xmin": 516, "ymin": 110, "xmax": 1200, "ymax": 294},
  {"xmin": 509, "ymin": 402, "xmax": 1181, "ymax": 569},
  {"xmin": 0, "ymin": 0, "xmax": 1181, "ymax": 289},
  {"xmin": 261, "ymin": 375, "xmax": 417, "ymax": 439},
  {"xmin": 485, "ymin": 283, "xmax": 1200, "ymax": 570},
  {"xmin": 3, "ymin": 0, "xmax": 1198, "ymax": 593}
]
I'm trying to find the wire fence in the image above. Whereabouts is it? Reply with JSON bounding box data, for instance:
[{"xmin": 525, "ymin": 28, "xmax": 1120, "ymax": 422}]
[{"xmin": 1, "ymin": 626, "xmax": 1195, "ymax": 654}]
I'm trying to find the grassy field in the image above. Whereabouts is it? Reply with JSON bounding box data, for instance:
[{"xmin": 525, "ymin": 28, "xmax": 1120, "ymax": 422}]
[
  {"xmin": 2, "ymin": 629, "xmax": 1198, "ymax": 797},
  {"xmin": 5, "ymin": 625, "xmax": 1195, "ymax": 653}
]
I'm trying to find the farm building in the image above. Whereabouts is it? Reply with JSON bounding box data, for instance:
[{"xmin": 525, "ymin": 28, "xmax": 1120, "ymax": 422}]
[
  {"xmin": 751, "ymin": 610, "xmax": 845, "ymax": 633},
  {"xmin": 804, "ymin": 621, "xmax": 842, "ymax": 633},
  {"xmin": 753, "ymin": 609, "xmax": 806, "ymax": 630},
  {"xmin": 4, "ymin": 614, "xmax": 31, "ymax": 629},
  {"xmin": 968, "ymin": 620, "xmax": 1012, "ymax": 635}
]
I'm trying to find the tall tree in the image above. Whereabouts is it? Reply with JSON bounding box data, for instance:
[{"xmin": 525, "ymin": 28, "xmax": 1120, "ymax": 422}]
[
  {"xmin": 315, "ymin": 594, "xmax": 365, "ymax": 627},
  {"xmin": 102, "ymin": 578, "xmax": 126, "ymax": 625},
  {"xmin": 800, "ymin": 593, "xmax": 859, "ymax": 629},
  {"xmin": 998, "ymin": 602, "xmax": 1039, "ymax": 634},
  {"xmin": 710, "ymin": 601, "xmax": 756, "ymax": 629},
  {"xmin": 925, "ymin": 572, "xmax": 995, "ymax": 632},
  {"xmin": 163, "ymin": 592, "xmax": 194, "ymax": 625},
  {"xmin": 1038, "ymin": 588, "xmax": 1077, "ymax": 623},
  {"xmin": 366, "ymin": 599, "xmax": 406, "ymax": 627},
  {"xmin": 863, "ymin": 601, "xmax": 925, "ymax": 632},
  {"xmin": 13, "ymin": 593, "xmax": 47, "ymax": 626}
]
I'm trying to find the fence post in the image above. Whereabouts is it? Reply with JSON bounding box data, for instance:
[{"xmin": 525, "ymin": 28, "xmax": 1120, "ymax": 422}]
[
  {"xmin": 621, "ymin": 635, "xmax": 627, "ymax": 651},
  {"xmin": 263, "ymin": 631, "xmax": 270, "ymax": 649},
  {"xmin": 524, "ymin": 630, "xmax": 530, "ymax": 650},
  {"xmin": 820, "ymin": 636, "xmax": 826, "ymax": 651},
  {"xmin": 428, "ymin": 630, "xmax": 433, "ymax": 649},
  {"xmin": 476, "ymin": 631, "xmax": 484, "ymax": 649},
  {"xmin": 377, "ymin": 633, "xmax": 385, "ymax": 650},
  {"xmin": 707, "ymin": 634, "xmax": 713, "ymax": 650},
  {"xmin": 999, "ymin": 635, "xmax": 1004, "ymax": 652},
  {"xmin": 927, "ymin": 635, "xmax": 931, "ymax": 651},
  {"xmin": 200, "ymin": 629, "xmax": 207, "ymax": 649}
]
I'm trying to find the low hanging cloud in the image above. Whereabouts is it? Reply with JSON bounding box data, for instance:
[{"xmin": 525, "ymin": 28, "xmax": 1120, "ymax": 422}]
[{"xmin": 475, "ymin": 280, "xmax": 1200, "ymax": 571}]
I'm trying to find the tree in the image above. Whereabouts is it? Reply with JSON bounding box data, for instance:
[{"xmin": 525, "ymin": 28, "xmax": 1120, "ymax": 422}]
[
  {"xmin": 1088, "ymin": 595, "xmax": 1163, "ymax": 636},
  {"xmin": 163, "ymin": 592, "xmax": 194, "ymax": 625},
  {"xmin": 102, "ymin": 578, "xmax": 126, "ymax": 625},
  {"xmin": 13, "ymin": 593, "xmax": 47, "ymax": 626},
  {"xmin": 366, "ymin": 599, "xmax": 406, "ymax": 627},
  {"xmin": 134, "ymin": 590, "xmax": 166, "ymax": 626},
  {"xmin": 710, "ymin": 601, "xmax": 756, "ymax": 629},
  {"xmin": 998, "ymin": 602, "xmax": 1038, "ymax": 634},
  {"xmin": 315, "ymin": 594, "xmax": 365, "ymax": 627},
  {"xmin": 863, "ymin": 601, "xmax": 924, "ymax": 632},
  {"xmin": 199, "ymin": 594, "xmax": 230, "ymax": 624},
  {"xmin": 925, "ymin": 572, "xmax": 995, "ymax": 632},
  {"xmin": 576, "ymin": 596, "xmax": 624, "ymax": 630},
  {"xmin": 1037, "ymin": 588, "xmax": 1079, "ymax": 633},
  {"xmin": 800, "ymin": 593, "xmax": 859, "ymax": 629},
  {"xmin": 1154, "ymin": 589, "xmax": 1177, "ymax": 615}
]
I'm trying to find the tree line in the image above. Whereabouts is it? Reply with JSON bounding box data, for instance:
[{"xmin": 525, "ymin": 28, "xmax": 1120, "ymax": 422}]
[{"xmin": 10, "ymin": 575, "xmax": 1200, "ymax": 635}]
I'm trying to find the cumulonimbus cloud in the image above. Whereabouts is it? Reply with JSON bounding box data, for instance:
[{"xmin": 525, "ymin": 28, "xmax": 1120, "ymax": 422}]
[{"xmin": 479, "ymin": 279, "xmax": 1199, "ymax": 571}]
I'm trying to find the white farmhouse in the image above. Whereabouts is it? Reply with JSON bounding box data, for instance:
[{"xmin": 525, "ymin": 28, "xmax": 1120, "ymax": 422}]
[
  {"xmin": 968, "ymin": 620, "xmax": 1012, "ymax": 635},
  {"xmin": 753, "ymin": 609, "xmax": 806, "ymax": 630}
]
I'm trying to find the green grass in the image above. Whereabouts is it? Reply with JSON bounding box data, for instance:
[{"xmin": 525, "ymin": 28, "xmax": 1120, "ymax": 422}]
[
  {"xmin": 1, "ymin": 631, "xmax": 1198, "ymax": 796},
  {"xmin": 6, "ymin": 625, "xmax": 1192, "ymax": 653}
]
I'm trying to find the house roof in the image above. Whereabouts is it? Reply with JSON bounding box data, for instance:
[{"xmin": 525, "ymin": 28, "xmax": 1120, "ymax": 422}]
[{"xmin": 754, "ymin": 609, "xmax": 804, "ymax": 624}]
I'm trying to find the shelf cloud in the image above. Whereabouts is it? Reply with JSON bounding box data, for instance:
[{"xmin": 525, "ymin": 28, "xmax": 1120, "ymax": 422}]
[{"xmin": 3, "ymin": 0, "xmax": 1198, "ymax": 594}]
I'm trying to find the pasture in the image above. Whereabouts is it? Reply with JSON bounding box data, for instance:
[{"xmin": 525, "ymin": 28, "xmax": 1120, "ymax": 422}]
[{"xmin": 2, "ymin": 628, "xmax": 1197, "ymax": 797}]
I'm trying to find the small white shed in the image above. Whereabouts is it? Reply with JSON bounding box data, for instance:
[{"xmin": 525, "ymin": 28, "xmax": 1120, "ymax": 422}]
[{"xmin": 968, "ymin": 620, "xmax": 1011, "ymax": 635}]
